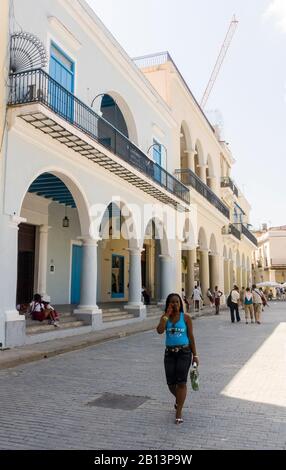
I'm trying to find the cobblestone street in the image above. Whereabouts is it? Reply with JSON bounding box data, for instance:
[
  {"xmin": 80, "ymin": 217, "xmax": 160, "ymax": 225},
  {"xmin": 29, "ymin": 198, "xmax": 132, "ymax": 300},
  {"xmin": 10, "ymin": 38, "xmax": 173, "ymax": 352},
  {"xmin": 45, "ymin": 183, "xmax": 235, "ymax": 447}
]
[{"xmin": 0, "ymin": 303, "xmax": 286, "ymax": 450}]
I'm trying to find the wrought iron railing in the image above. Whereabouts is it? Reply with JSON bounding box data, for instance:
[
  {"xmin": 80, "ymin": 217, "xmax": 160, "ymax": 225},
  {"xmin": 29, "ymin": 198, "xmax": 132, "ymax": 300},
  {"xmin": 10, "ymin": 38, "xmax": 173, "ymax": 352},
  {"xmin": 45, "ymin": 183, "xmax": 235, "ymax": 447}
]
[
  {"xmin": 241, "ymin": 224, "xmax": 257, "ymax": 246},
  {"xmin": 220, "ymin": 176, "xmax": 239, "ymax": 197},
  {"xmin": 133, "ymin": 51, "xmax": 171, "ymax": 68},
  {"xmin": 8, "ymin": 69, "xmax": 190, "ymax": 204},
  {"xmin": 222, "ymin": 223, "xmax": 241, "ymax": 240},
  {"xmin": 175, "ymin": 169, "xmax": 229, "ymax": 219}
]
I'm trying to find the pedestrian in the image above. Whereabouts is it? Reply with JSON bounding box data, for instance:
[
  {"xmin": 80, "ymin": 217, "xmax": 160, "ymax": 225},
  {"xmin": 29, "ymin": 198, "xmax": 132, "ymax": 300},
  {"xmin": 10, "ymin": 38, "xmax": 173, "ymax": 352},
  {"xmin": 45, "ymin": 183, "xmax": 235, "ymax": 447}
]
[
  {"xmin": 207, "ymin": 287, "xmax": 214, "ymax": 307},
  {"xmin": 244, "ymin": 288, "xmax": 254, "ymax": 324},
  {"xmin": 214, "ymin": 286, "xmax": 223, "ymax": 315},
  {"xmin": 156, "ymin": 293, "xmax": 199, "ymax": 425},
  {"xmin": 228, "ymin": 285, "xmax": 241, "ymax": 323},
  {"xmin": 142, "ymin": 286, "xmax": 150, "ymax": 305},
  {"xmin": 252, "ymin": 284, "xmax": 263, "ymax": 324},
  {"xmin": 239, "ymin": 287, "xmax": 245, "ymax": 310},
  {"xmin": 181, "ymin": 288, "xmax": 190, "ymax": 312},
  {"xmin": 191, "ymin": 285, "xmax": 203, "ymax": 312}
]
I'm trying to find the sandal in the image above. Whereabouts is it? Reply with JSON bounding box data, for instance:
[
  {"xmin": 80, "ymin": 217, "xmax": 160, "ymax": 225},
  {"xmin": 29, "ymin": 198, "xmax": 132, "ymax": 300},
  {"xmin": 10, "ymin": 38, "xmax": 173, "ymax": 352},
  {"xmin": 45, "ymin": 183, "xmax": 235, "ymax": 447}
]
[{"xmin": 175, "ymin": 418, "xmax": 184, "ymax": 424}]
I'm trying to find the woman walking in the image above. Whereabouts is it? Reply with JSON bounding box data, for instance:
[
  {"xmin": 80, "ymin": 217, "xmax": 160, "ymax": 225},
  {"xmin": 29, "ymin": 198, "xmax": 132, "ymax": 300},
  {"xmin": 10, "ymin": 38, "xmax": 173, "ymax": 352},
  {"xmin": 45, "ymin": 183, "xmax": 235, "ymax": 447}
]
[{"xmin": 156, "ymin": 293, "xmax": 199, "ymax": 424}]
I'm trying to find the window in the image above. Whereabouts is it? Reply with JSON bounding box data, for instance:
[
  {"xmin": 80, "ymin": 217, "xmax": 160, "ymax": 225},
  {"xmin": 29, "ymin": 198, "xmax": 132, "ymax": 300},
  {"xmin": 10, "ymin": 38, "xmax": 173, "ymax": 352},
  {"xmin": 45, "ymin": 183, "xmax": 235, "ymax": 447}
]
[{"xmin": 49, "ymin": 42, "xmax": 74, "ymax": 121}]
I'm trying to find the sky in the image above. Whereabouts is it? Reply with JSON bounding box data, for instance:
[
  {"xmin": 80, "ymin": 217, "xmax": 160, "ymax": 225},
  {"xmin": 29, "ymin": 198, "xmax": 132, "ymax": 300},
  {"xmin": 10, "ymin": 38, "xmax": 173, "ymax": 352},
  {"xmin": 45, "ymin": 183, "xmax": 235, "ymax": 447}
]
[{"xmin": 86, "ymin": 0, "xmax": 286, "ymax": 229}]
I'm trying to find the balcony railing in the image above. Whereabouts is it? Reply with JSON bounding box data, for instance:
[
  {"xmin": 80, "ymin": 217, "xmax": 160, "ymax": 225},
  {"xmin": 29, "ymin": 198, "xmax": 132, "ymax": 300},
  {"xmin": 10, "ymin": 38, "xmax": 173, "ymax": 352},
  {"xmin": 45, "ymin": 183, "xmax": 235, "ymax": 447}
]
[
  {"xmin": 241, "ymin": 224, "xmax": 257, "ymax": 246},
  {"xmin": 175, "ymin": 169, "xmax": 229, "ymax": 219},
  {"xmin": 8, "ymin": 69, "xmax": 190, "ymax": 205},
  {"xmin": 220, "ymin": 176, "xmax": 239, "ymax": 197},
  {"xmin": 222, "ymin": 223, "xmax": 241, "ymax": 240}
]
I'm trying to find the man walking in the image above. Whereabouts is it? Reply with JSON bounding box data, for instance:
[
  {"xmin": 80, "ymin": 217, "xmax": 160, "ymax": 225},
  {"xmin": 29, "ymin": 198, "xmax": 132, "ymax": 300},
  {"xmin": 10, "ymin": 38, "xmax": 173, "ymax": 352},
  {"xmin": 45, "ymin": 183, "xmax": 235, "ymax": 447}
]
[
  {"xmin": 252, "ymin": 284, "xmax": 263, "ymax": 324},
  {"xmin": 229, "ymin": 285, "xmax": 241, "ymax": 323}
]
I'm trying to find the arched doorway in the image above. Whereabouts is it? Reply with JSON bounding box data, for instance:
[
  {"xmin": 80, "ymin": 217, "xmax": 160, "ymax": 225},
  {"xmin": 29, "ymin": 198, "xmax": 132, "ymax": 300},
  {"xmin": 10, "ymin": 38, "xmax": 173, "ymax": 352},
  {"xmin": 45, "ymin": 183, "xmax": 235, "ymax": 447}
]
[
  {"xmin": 18, "ymin": 171, "xmax": 90, "ymax": 307},
  {"xmin": 142, "ymin": 219, "xmax": 169, "ymax": 303}
]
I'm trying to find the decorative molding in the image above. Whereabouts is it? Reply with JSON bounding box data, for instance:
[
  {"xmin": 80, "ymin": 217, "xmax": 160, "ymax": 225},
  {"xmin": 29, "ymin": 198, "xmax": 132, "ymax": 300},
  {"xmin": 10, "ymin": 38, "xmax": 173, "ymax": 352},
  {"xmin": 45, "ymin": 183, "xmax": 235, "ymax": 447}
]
[{"xmin": 48, "ymin": 16, "xmax": 82, "ymax": 51}]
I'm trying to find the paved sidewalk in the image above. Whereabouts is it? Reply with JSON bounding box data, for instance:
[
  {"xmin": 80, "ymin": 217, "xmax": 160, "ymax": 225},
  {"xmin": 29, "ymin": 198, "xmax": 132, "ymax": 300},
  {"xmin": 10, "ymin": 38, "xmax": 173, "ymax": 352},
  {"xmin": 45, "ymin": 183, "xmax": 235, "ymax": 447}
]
[
  {"xmin": 0, "ymin": 306, "xmax": 217, "ymax": 370},
  {"xmin": 0, "ymin": 302, "xmax": 285, "ymax": 450}
]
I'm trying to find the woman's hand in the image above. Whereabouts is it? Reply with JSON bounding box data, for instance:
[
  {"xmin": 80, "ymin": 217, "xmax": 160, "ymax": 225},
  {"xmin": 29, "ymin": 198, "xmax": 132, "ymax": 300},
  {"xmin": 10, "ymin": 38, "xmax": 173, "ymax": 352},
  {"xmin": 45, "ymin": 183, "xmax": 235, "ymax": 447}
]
[
  {"xmin": 166, "ymin": 304, "xmax": 173, "ymax": 317},
  {"xmin": 192, "ymin": 355, "xmax": 199, "ymax": 366}
]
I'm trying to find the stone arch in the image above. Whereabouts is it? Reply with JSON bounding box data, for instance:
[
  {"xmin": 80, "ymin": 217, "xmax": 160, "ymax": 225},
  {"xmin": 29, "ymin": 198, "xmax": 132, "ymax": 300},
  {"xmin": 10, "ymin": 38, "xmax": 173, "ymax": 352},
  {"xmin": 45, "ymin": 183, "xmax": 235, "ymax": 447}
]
[
  {"xmin": 98, "ymin": 199, "xmax": 140, "ymax": 250},
  {"xmin": 180, "ymin": 121, "xmax": 193, "ymax": 170},
  {"xmin": 198, "ymin": 227, "xmax": 208, "ymax": 251},
  {"xmin": 209, "ymin": 233, "xmax": 217, "ymax": 255},
  {"xmin": 206, "ymin": 154, "xmax": 216, "ymax": 191},
  {"xmin": 142, "ymin": 217, "xmax": 170, "ymax": 256},
  {"xmin": 194, "ymin": 139, "xmax": 205, "ymax": 179},
  {"xmin": 99, "ymin": 91, "xmax": 138, "ymax": 145},
  {"xmin": 19, "ymin": 167, "xmax": 91, "ymax": 236},
  {"xmin": 181, "ymin": 215, "xmax": 196, "ymax": 249}
]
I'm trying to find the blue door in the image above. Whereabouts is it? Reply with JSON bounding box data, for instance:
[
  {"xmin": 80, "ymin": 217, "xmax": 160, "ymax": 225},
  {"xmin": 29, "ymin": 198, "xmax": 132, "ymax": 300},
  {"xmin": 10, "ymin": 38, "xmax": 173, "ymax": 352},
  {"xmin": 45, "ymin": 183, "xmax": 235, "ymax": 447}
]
[
  {"xmin": 49, "ymin": 43, "xmax": 74, "ymax": 121},
  {"xmin": 71, "ymin": 244, "xmax": 83, "ymax": 304}
]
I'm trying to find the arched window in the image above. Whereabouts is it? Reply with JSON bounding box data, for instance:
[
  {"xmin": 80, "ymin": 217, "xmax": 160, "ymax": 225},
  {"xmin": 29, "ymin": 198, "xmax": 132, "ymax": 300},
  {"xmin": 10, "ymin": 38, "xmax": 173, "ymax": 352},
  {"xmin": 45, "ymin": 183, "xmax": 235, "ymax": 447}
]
[{"xmin": 101, "ymin": 94, "xmax": 129, "ymax": 138}]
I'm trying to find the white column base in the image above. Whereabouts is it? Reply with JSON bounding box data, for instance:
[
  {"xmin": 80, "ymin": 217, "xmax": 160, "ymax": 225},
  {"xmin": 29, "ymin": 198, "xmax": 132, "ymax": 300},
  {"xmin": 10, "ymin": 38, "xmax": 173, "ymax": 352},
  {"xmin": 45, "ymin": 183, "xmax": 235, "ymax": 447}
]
[
  {"xmin": 124, "ymin": 304, "xmax": 146, "ymax": 319},
  {"xmin": 73, "ymin": 307, "xmax": 102, "ymax": 329},
  {"xmin": 5, "ymin": 310, "xmax": 26, "ymax": 348}
]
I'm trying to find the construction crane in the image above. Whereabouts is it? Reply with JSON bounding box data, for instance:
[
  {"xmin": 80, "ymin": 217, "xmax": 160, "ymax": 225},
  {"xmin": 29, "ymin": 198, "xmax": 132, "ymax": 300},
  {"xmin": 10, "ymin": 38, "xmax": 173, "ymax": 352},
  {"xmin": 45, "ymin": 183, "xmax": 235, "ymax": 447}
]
[{"xmin": 200, "ymin": 15, "xmax": 239, "ymax": 110}]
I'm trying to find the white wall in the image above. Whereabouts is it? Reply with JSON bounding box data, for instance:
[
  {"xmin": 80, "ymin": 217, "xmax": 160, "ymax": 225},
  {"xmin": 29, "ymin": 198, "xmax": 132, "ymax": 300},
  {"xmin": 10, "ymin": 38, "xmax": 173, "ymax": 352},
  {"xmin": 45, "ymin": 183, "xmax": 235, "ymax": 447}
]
[{"xmin": 46, "ymin": 203, "xmax": 81, "ymax": 304}]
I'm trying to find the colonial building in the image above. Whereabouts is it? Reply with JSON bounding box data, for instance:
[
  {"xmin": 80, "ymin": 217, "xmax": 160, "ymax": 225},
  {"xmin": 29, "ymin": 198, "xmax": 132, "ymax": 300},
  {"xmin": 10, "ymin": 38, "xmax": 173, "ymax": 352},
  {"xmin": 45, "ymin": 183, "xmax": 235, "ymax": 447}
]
[
  {"xmin": 0, "ymin": 0, "xmax": 257, "ymax": 348},
  {"xmin": 253, "ymin": 225, "xmax": 286, "ymax": 284}
]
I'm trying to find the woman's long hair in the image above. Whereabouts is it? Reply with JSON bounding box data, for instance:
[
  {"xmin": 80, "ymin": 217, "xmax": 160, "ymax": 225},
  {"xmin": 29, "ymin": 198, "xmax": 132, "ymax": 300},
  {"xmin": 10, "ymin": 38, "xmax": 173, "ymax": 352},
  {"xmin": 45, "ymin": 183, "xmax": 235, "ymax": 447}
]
[{"xmin": 164, "ymin": 293, "xmax": 184, "ymax": 313}]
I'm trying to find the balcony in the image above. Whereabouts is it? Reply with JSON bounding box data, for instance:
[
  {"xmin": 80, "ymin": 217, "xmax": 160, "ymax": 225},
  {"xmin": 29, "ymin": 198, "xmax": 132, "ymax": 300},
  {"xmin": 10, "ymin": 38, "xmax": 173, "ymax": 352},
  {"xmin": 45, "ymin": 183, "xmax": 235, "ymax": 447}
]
[
  {"xmin": 220, "ymin": 176, "xmax": 239, "ymax": 197},
  {"xmin": 222, "ymin": 223, "xmax": 241, "ymax": 240},
  {"xmin": 241, "ymin": 224, "xmax": 257, "ymax": 246},
  {"xmin": 175, "ymin": 169, "xmax": 229, "ymax": 219},
  {"xmin": 8, "ymin": 69, "xmax": 190, "ymax": 207}
]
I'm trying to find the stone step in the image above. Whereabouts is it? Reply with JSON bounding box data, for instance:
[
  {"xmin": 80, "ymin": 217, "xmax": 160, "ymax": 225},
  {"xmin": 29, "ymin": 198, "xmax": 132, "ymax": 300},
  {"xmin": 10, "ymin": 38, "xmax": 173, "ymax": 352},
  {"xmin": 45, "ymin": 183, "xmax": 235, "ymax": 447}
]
[
  {"xmin": 26, "ymin": 319, "xmax": 86, "ymax": 335},
  {"xmin": 26, "ymin": 314, "xmax": 80, "ymax": 326},
  {"xmin": 103, "ymin": 313, "xmax": 135, "ymax": 323},
  {"xmin": 102, "ymin": 307, "xmax": 123, "ymax": 313},
  {"xmin": 102, "ymin": 311, "xmax": 126, "ymax": 318}
]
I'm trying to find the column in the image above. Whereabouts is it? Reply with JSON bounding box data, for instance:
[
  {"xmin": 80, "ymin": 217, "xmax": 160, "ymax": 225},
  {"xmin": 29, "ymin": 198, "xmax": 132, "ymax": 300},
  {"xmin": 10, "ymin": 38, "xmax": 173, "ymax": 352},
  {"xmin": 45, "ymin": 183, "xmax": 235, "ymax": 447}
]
[
  {"xmin": 199, "ymin": 249, "xmax": 210, "ymax": 302},
  {"xmin": 229, "ymin": 260, "xmax": 234, "ymax": 287},
  {"xmin": 210, "ymin": 254, "xmax": 219, "ymax": 291},
  {"xmin": 125, "ymin": 248, "xmax": 146, "ymax": 318},
  {"xmin": 0, "ymin": 215, "xmax": 26, "ymax": 348},
  {"xmin": 186, "ymin": 248, "xmax": 196, "ymax": 298},
  {"xmin": 242, "ymin": 269, "xmax": 247, "ymax": 288},
  {"xmin": 236, "ymin": 265, "xmax": 242, "ymax": 289},
  {"xmin": 37, "ymin": 225, "xmax": 49, "ymax": 297},
  {"xmin": 186, "ymin": 148, "xmax": 196, "ymax": 172},
  {"xmin": 74, "ymin": 238, "xmax": 102, "ymax": 328},
  {"xmin": 224, "ymin": 259, "xmax": 230, "ymax": 295},
  {"xmin": 198, "ymin": 164, "xmax": 207, "ymax": 184},
  {"xmin": 159, "ymin": 254, "xmax": 173, "ymax": 304}
]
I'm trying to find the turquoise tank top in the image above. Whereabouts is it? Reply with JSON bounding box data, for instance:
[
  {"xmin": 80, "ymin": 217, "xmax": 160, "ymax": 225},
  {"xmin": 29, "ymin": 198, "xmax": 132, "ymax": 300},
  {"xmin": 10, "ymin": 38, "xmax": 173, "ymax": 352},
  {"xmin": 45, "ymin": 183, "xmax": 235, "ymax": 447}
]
[{"xmin": 165, "ymin": 312, "xmax": 189, "ymax": 347}]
